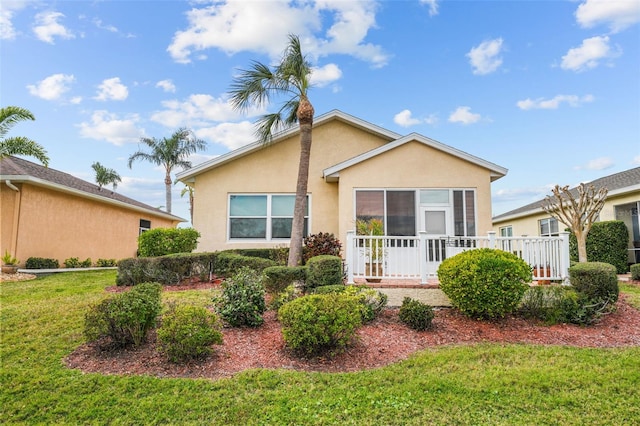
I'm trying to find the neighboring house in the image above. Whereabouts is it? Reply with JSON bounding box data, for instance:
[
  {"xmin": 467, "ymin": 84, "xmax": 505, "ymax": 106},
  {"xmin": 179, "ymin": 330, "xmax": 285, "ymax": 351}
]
[
  {"xmin": 492, "ymin": 167, "xmax": 640, "ymax": 265},
  {"xmin": 1, "ymin": 156, "xmax": 184, "ymax": 266},
  {"xmin": 176, "ymin": 110, "xmax": 508, "ymax": 265}
]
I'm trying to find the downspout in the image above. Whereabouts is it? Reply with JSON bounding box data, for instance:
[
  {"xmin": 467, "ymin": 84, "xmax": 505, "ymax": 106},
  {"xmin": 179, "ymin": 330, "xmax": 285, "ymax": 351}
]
[{"xmin": 5, "ymin": 180, "xmax": 21, "ymax": 261}]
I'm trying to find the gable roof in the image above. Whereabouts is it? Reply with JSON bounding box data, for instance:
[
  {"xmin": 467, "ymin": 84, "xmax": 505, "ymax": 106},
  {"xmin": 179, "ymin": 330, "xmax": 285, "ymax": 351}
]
[
  {"xmin": 0, "ymin": 156, "xmax": 185, "ymax": 222},
  {"xmin": 176, "ymin": 110, "xmax": 402, "ymax": 182},
  {"xmin": 493, "ymin": 166, "xmax": 640, "ymax": 222},
  {"xmin": 322, "ymin": 132, "xmax": 508, "ymax": 182}
]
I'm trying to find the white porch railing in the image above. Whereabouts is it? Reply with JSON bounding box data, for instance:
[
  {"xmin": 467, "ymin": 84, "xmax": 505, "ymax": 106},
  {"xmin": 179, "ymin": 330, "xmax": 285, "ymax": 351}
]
[{"xmin": 345, "ymin": 231, "xmax": 570, "ymax": 284}]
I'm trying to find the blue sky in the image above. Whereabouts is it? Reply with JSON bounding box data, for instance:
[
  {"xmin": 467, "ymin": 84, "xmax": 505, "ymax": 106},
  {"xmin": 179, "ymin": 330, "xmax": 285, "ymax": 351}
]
[{"xmin": 2, "ymin": 0, "xmax": 639, "ymax": 225}]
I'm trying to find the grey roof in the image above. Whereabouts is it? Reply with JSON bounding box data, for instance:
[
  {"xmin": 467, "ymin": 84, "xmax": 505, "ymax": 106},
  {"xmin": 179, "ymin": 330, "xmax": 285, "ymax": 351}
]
[
  {"xmin": 493, "ymin": 166, "xmax": 640, "ymax": 221},
  {"xmin": 0, "ymin": 156, "xmax": 185, "ymax": 222}
]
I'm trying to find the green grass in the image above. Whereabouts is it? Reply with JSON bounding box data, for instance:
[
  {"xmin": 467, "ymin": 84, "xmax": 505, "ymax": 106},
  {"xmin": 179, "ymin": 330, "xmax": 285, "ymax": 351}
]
[
  {"xmin": 620, "ymin": 282, "xmax": 640, "ymax": 309},
  {"xmin": 2, "ymin": 271, "xmax": 639, "ymax": 425}
]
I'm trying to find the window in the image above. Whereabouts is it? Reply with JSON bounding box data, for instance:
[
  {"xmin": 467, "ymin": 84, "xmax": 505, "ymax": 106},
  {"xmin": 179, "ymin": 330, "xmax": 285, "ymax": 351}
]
[
  {"xmin": 387, "ymin": 191, "xmax": 416, "ymax": 236},
  {"xmin": 539, "ymin": 217, "xmax": 559, "ymax": 236},
  {"xmin": 500, "ymin": 226, "xmax": 513, "ymax": 237},
  {"xmin": 453, "ymin": 190, "xmax": 476, "ymax": 237},
  {"xmin": 229, "ymin": 194, "xmax": 309, "ymax": 240},
  {"xmin": 139, "ymin": 219, "xmax": 151, "ymax": 235}
]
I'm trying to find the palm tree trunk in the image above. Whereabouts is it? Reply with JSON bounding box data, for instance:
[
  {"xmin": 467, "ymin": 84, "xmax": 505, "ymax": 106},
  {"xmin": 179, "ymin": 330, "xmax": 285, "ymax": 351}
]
[
  {"xmin": 287, "ymin": 98, "xmax": 314, "ymax": 266},
  {"xmin": 165, "ymin": 173, "xmax": 172, "ymax": 213}
]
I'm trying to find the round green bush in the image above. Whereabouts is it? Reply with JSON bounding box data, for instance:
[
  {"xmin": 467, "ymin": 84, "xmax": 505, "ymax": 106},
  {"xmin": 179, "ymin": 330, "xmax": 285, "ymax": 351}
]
[
  {"xmin": 569, "ymin": 261, "xmax": 619, "ymax": 304},
  {"xmin": 305, "ymin": 255, "xmax": 343, "ymax": 290},
  {"xmin": 519, "ymin": 286, "xmax": 581, "ymax": 325},
  {"xmin": 278, "ymin": 293, "xmax": 362, "ymax": 356},
  {"xmin": 398, "ymin": 297, "xmax": 435, "ymax": 331},
  {"xmin": 437, "ymin": 248, "xmax": 531, "ymax": 319},
  {"xmin": 311, "ymin": 284, "xmax": 388, "ymax": 323},
  {"xmin": 213, "ymin": 268, "xmax": 266, "ymax": 327},
  {"xmin": 157, "ymin": 304, "xmax": 223, "ymax": 363}
]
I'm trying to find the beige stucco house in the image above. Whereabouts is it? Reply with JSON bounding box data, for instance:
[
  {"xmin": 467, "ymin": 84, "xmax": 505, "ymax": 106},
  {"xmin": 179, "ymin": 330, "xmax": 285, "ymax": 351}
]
[
  {"xmin": 176, "ymin": 110, "xmax": 508, "ymax": 260},
  {"xmin": 1, "ymin": 156, "xmax": 184, "ymax": 267},
  {"xmin": 492, "ymin": 167, "xmax": 640, "ymax": 265}
]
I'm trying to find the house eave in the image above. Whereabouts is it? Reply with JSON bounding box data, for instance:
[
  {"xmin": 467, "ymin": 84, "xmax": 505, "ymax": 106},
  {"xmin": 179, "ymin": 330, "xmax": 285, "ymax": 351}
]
[{"xmin": 1, "ymin": 174, "xmax": 185, "ymax": 222}]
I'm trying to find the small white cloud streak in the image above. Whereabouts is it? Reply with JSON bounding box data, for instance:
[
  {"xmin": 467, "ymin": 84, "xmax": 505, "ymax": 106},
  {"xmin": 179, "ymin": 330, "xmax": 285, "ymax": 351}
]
[
  {"xmin": 195, "ymin": 121, "xmax": 256, "ymax": 151},
  {"xmin": 26, "ymin": 73, "xmax": 75, "ymax": 100},
  {"xmin": 420, "ymin": 0, "xmax": 439, "ymax": 17},
  {"xmin": 309, "ymin": 63, "xmax": 342, "ymax": 87},
  {"xmin": 633, "ymin": 155, "xmax": 640, "ymax": 166},
  {"xmin": 573, "ymin": 157, "xmax": 615, "ymax": 171},
  {"xmin": 448, "ymin": 106, "xmax": 481, "ymax": 125},
  {"xmin": 516, "ymin": 94, "xmax": 595, "ymax": 110},
  {"xmin": 393, "ymin": 110, "xmax": 421, "ymax": 127},
  {"xmin": 32, "ymin": 11, "xmax": 74, "ymax": 44},
  {"xmin": 156, "ymin": 79, "xmax": 177, "ymax": 93},
  {"xmin": 575, "ymin": 0, "xmax": 640, "ymax": 33},
  {"xmin": 467, "ymin": 38, "xmax": 504, "ymax": 75},
  {"xmin": 77, "ymin": 110, "xmax": 144, "ymax": 145},
  {"xmin": 561, "ymin": 36, "xmax": 618, "ymax": 72},
  {"xmin": 95, "ymin": 77, "xmax": 129, "ymax": 101}
]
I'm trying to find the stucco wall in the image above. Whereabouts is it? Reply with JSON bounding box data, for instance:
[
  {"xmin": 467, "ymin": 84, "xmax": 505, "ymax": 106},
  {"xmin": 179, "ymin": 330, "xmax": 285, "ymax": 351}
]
[
  {"xmin": 0, "ymin": 182, "xmax": 179, "ymax": 266},
  {"xmin": 192, "ymin": 119, "xmax": 389, "ymax": 252},
  {"xmin": 191, "ymin": 119, "xmax": 500, "ymax": 253}
]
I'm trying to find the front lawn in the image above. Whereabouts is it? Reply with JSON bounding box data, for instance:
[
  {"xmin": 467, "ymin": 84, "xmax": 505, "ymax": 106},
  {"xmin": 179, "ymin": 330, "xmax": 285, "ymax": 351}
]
[{"xmin": 1, "ymin": 271, "xmax": 639, "ymax": 425}]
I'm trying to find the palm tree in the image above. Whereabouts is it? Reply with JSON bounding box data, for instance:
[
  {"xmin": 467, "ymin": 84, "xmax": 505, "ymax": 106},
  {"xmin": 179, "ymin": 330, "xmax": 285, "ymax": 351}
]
[
  {"xmin": 0, "ymin": 106, "xmax": 49, "ymax": 166},
  {"xmin": 91, "ymin": 161, "xmax": 122, "ymax": 191},
  {"xmin": 128, "ymin": 128, "xmax": 206, "ymax": 214},
  {"xmin": 180, "ymin": 184, "xmax": 195, "ymax": 224},
  {"xmin": 229, "ymin": 34, "xmax": 314, "ymax": 267}
]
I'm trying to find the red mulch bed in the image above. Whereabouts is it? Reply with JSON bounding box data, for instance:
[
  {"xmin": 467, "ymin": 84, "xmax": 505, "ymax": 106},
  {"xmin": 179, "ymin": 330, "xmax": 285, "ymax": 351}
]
[{"xmin": 66, "ymin": 281, "xmax": 640, "ymax": 381}]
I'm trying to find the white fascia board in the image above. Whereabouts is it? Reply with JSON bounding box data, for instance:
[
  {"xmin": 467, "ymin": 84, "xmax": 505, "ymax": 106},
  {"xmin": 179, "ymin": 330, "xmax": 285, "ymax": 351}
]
[
  {"xmin": 176, "ymin": 110, "xmax": 401, "ymax": 182},
  {"xmin": 323, "ymin": 133, "xmax": 508, "ymax": 181},
  {"xmin": 2, "ymin": 175, "xmax": 185, "ymax": 222}
]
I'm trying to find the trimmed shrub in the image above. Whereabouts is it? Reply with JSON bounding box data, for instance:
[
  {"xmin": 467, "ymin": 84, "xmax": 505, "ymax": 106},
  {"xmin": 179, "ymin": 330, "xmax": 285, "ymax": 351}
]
[
  {"xmin": 312, "ymin": 284, "xmax": 387, "ymax": 323},
  {"xmin": 116, "ymin": 253, "xmax": 218, "ymax": 286},
  {"xmin": 25, "ymin": 257, "xmax": 59, "ymax": 269},
  {"xmin": 569, "ymin": 221, "xmax": 629, "ymax": 273},
  {"xmin": 631, "ymin": 263, "xmax": 640, "ymax": 281},
  {"xmin": 519, "ymin": 286, "xmax": 581, "ymax": 325},
  {"xmin": 303, "ymin": 232, "xmax": 342, "ymax": 264},
  {"xmin": 278, "ymin": 293, "xmax": 362, "ymax": 356},
  {"xmin": 398, "ymin": 297, "xmax": 435, "ymax": 331},
  {"xmin": 437, "ymin": 248, "xmax": 531, "ymax": 319},
  {"xmin": 138, "ymin": 227, "xmax": 200, "ymax": 257},
  {"xmin": 157, "ymin": 303, "xmax": 223, "ymax": 363},
  {"xmin": 213, "ymin": 268, "xmax": 266, "ymax": 327},
  {"xmin": 569, "ymin": 262, "xmax": 619, "ymax": 305},
  {"xmin": 270, "ymin": 284, "xmax": 303, "ymax": 312},
  {"xmin": 96, "ymin": 258, "xmax": 117, "ymax": 267},
  {"xmin": 215, "ymin": 251, "xmax": 277, "ymax": 278},
  {"xmin": 262, "ymin": 265, "xmax": 307, "ymax": 296},
  {"xmin": 83, "ymin": 282, "xmax": 162, "ymax": 348},
  {"xmin": 305, "ymin": 255, "xmax": 343, "ymax": 290}
]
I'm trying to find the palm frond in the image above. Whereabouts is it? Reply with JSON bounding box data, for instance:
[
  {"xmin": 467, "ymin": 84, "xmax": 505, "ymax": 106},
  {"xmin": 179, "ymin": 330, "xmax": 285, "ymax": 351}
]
[
  {"xmin": 0, "ymin": 106, "xmax": 35, "ymax": 138},
  {"xmin": 0, "ymin": 137, "xmax": 49, "ymax": 166}
]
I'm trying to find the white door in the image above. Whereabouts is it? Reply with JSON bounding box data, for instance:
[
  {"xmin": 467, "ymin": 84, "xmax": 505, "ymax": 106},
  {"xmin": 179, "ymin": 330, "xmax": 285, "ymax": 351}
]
[{"xmin": 420, "ymin": 207, "xmax": 451, "ymax": 275}]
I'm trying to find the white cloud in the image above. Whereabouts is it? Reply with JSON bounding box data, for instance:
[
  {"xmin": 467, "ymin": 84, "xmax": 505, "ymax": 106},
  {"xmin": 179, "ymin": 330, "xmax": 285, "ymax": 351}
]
[
  {"xmin": 310, "ymin": 63, "xmax": 342, "ymax": 87},
  {"xmin": 156, "ymin": 79, "xmax": 176, "ymax": 93},
  {"xmin": 1, "ymin": 0, "xmax": 34, "ymax": 39},
  {"xmin": 195, "ymin": 121, "xmax": 256, "ymax": 150},
  {"xmin": 167, "ymin": 0, "xmax": 388, "ymax": 67},
  {"xmin": 393, "ymin": 109, "xmax": 421, "ymax": 127},
  {"xmin": 560, "ymin": 35, "xmax": 619, "ymax": 71},
  {"xmin": 575, "ymin": 0, "xmax": 640, "ymax": 33},
  {"xmin": 467, "ymin": 38, "xmax": 504, "ymax": 75},
  {"xmin": 420, "ymin": 0, "xmax": 439, "ymax": 17},
  {"xmin": 574, "ymin": 157, "xmax": 615, "ymax": 171},
  {"xmin": 94, "ymin": 77, "xmax": 128, "ymax": 101},
  {"xmin": 516, "ymin": 94, "xmax": 595, "ymax": 110},
  {"xmin": 633, "ymin": 155, "xmax": 640, "ymax": 166},
  {"xmin": 32, "ymin": 11, "xmax": 74, "ymax": 44},
  {"xmin": 448, "ymin": 106, "xmax": 481, "ymax": 125},
  {"xmin": 150, "ymin": 94, "xmax": 261, "ymax": 128},
  {"xmin": 93, "ymin": 18, "xmax": 118, "ymax": 33},
  {"xmin": 27, "ymin": 73, "xmax": 75, "ymax": 100},
  {"xmin": 77, "ymin": 110, "xmax": 144, "ymax": 145}
]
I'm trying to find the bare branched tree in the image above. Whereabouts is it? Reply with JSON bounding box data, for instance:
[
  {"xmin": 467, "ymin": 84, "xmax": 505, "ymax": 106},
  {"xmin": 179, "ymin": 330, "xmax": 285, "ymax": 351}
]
[{"xmin": 541, "ymin": 183, "xmax": 608, "ymax": 262}]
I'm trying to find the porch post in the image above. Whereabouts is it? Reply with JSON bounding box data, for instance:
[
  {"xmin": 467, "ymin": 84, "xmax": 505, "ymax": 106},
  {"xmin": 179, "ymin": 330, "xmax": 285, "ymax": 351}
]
[
  {"xmin": 560, "ymin": 231, "xmax": 570, "ymax": 284},
  {"xmin": 487, "ymin": 231, "xmax": 496, "ymax": 249},
  {"xmin": 419, "ymin": 231, "xmax": 428, "ymax": 284},
  {"xmin": 346, "ymin": 231, "xmax": 355, "ymax": 284}
]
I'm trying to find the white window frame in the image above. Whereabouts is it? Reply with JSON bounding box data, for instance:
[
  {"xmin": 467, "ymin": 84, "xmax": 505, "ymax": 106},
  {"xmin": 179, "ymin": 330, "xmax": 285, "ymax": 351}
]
[
  {"xmin": 499, "ymin": 226, "xmax": 513, "ymax": 237},
  {"xmin": 539, "ymin": 217, "xmax": 559, "ymax": 237},
  {"xmin": 227, "ymin": 193, "xmax": 311, "ymax": 242}
]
